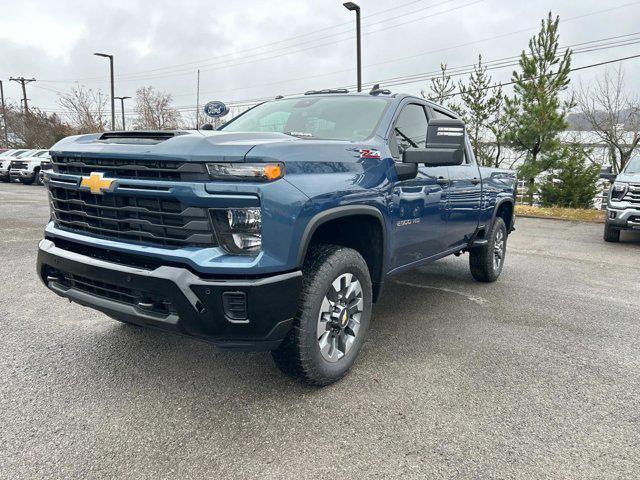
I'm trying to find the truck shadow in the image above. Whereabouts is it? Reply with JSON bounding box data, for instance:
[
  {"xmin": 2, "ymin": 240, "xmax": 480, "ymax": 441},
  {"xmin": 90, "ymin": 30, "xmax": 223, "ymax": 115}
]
[{"xmin": 73, "ymin": 258, "xmax": 475, "ymax": 398}]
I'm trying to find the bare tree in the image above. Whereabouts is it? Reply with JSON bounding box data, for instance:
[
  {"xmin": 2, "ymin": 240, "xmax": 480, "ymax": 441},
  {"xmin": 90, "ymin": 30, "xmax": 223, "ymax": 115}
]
[
  {"xmin": 58, "ymin": 85, "xmax": 108, "ymax": 133},
  {"xmin": 3, "ymin": 101, "xmax": 74, "ymax": 148},
  {"xmin": 134, "ymin": 86, "xmax": 181, "ymax": 130},
  {"xmin": 575, "ymin": 66, "xmax": 640, "ymax": 173}
]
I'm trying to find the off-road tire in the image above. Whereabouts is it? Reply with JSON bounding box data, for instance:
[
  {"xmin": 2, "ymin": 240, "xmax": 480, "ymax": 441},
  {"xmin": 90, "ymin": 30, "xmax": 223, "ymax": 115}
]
[
  {"xmin": 271, "ymin": 244, "xmax": 372, "ymax": 386},
  {"xmin": 469, "ymin": 217, "xmax": 507, "ymax": 283},
  {"xmin": 603, "ymin": 222, "xmax": 620, "ymax": 243}
]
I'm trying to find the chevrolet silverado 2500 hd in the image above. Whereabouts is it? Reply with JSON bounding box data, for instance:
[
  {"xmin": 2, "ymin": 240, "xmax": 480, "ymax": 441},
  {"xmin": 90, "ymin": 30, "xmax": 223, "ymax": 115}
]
[{"xmin": 37, "ymin": 91, "xmax": 516, "ymax": 385}]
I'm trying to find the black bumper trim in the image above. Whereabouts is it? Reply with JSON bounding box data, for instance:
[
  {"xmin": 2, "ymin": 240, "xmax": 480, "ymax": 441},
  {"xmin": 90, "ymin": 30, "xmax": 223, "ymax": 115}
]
[{"xmin": 37, "ymin": 239, "xmax": 302, "ymax": 351}]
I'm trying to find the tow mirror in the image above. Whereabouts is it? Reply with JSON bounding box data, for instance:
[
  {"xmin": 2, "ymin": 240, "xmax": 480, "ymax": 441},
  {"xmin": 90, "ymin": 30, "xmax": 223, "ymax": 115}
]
[
  {"xmin": 599, "ymin": 166, "xmax": 616, "ymax": 181},
  {"xmin": 403, "ymin": 118, "xmax": 465, "ymax": 167},
  {"xmin": 599, "ymin": 172, "xmax": 617, "ymax": 181}
]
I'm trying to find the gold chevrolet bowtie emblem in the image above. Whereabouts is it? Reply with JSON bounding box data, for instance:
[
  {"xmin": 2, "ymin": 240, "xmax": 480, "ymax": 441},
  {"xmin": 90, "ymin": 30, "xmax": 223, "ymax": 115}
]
[{"xmin": 80, "ymin": 172, "xmax": 115, "ymax": 195}]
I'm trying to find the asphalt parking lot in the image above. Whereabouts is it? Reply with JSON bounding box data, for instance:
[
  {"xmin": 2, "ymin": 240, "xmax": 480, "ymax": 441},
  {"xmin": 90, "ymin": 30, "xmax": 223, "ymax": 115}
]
[{"xmin": 1, "ymin": 181, "xmax": 639, "ymax": 479}]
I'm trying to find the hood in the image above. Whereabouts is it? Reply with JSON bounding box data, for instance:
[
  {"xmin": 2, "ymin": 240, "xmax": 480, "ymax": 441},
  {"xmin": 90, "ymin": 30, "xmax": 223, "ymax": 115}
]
[
  {"xmin": 49, "ymin": 130, "xmax": 302, "ymax": 163},
  {"xmin": 616, "ymin": 171, "xmax": 640, "ymax": 183}
]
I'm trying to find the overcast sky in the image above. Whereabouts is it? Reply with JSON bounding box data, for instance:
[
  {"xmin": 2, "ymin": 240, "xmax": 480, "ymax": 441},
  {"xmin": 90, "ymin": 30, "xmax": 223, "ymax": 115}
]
[{"xmin": 1, "ymin": 0, "xmax": 639, "ymax": 120}]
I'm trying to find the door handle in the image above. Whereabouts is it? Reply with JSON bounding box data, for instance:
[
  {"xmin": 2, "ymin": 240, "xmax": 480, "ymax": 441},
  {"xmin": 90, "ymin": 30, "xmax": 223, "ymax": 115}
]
[
  {"xmin": 436, "ymin": 177, "xmax": 449, "ymax": 185},
  {"xmin": 470, "ymin": 177, "xmax": 481, "ymax": 185}
]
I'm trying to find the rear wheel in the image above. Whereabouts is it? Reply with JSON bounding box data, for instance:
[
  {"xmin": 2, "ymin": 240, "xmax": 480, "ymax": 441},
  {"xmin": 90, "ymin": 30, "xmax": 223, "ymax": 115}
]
[
  {"xmin": 272, "ymin": 244, "xmax": 372, "ymax": 386},
  {"xmin": 604, "ymin": 222, "xmax": 620, "ymax": 243},
  {"xmin": 469, "ymin": 217, "xmax": 507, "ymax": 283}
]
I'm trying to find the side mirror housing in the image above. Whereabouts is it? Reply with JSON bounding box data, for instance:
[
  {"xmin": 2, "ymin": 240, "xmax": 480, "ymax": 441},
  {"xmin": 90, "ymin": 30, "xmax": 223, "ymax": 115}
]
[
  {"xmin": 403, "ymin": 118, "xmax": 465, "ymax": 167},
  {"xmin": 599, "ymin": 172, "xmax": 616, "ymax": 181}
]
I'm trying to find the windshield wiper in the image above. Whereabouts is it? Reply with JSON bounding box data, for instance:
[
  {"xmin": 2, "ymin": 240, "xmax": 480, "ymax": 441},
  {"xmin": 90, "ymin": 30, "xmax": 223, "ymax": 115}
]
[
  {"xmin": 284, "ymin": 131, "xmax": 314, "ymax": 138},
  {"xmin": 395, "ymin": 128, "xmax": 419, "ymax": 148}
]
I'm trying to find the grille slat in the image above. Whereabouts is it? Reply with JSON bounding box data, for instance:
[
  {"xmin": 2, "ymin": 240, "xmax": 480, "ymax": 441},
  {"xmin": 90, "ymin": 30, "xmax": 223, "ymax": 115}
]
[
  {"xmin": 52, "ymin": 156, "xmax": 207, "ymax": 181},
  {"xmin": 48, "ymin": 185, "xmax": 217, "ymax": 248},
  {"xmin": 623, "ymin": 184, "xmax": 640, "ymax": 204}
]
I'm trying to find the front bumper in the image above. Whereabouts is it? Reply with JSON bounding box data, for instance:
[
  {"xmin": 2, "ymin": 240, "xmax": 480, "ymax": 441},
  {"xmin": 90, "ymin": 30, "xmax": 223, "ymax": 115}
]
[
  {"xmin": 37, "ymin": 238, "xmax": 302, "ymax": 350},
  {"xmin": 10, "ymin": 169, "xmax": 34, "ymax": 180},
  {"xmin": 606, "ymin": 205, "xmax": 640, "ymax": 231}
]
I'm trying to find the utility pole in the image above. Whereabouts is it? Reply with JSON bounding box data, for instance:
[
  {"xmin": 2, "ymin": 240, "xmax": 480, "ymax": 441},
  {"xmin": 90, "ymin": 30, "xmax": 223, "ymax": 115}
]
[
  {"xmin": 114, "ymin": 96, "xmax": 131, "ymax": 130},
  {"xmin": 94, "ymin": 53, "xmax": 115, "ymax": 130},
  {"xmin": 196, "ymin": 69, "xmax": 201, "ymax": 130},
  {"xmin": 0, "ymin": 80, "xmax": 8, "ymax": 147},
  {"xmin": 9, "ymin": 77, "xmax": 36, "ymax": 115},
  {"xmin": 343, "ymin": 2, "xmax": 362, "ymax": 92}
]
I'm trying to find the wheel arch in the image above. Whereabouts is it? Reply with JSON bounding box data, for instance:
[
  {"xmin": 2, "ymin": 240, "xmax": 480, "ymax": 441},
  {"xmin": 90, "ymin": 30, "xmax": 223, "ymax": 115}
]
[
  {"xmin": 493, "ymin": 198, "xmax": 515, "ymax": 232},
  {"xmin": 297, "ymin": 205, "xmax": 387, "ymax": 302}
]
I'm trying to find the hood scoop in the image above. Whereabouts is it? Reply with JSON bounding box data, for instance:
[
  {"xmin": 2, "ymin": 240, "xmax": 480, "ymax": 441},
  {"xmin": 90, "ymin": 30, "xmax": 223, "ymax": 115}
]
[{"xmin": 97, "ymin": 131, "xmax": 188, "ymax": 145}]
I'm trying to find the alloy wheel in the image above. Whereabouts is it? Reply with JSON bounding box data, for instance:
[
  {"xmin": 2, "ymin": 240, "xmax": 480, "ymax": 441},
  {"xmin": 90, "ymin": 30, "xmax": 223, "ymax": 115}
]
[
  {"xmin": 316, "ymin": 273, "xmax": 363, "ymax": 363},
  {"xmin": 494, "ymin": 229, "xmax": 505, "ymax": 270}
]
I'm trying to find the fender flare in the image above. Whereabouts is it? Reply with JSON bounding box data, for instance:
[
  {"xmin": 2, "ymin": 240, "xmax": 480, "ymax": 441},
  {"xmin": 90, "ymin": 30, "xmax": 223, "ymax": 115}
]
[
  {"xmin": 492, "ymin": 197, "xmax": 515, "ymax": 231},
  {"xmin": 296, "ymin": 205, "xmax": 387, "ymax": 268}
]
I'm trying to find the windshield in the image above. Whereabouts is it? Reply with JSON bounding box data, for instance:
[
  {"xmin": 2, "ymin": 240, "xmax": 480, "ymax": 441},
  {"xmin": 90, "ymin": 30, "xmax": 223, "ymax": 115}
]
[
  {"xmin": 17, "ymin": 150, "xmax": 36, "ymax": 158},
  {"xmin": 625, "ymin": 155, "xmax": 640, "ymax": 174},
  {"xmin": 220, "ymin": 96, "xmax": 389, "ymax": 141}
]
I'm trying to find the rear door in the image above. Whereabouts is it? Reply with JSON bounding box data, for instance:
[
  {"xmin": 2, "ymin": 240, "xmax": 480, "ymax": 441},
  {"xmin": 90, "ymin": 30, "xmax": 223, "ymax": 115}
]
[
  {"xmin": 389, "ymin": 102, "xmax": 449, "ymax": 269},
  {"xmin": 446, "ymin": 142, "xmax": 482, "ymax": 248},
  {"xmin": 430, "ymin": 108, "xmax": 482, "ymax": 248}
]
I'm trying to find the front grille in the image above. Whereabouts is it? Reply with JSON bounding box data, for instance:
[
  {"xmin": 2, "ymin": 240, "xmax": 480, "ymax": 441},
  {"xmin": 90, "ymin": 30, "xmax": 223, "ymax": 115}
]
[
  {"xmin": 48, "ymin": 186, "xmax": 217, "ymax": 248},
  {"xmin": 47, "ymin": 267, "xmax": 175, "ymax": 317},
  {"xmin": 623, "ymin": 184, "xmax": 640, "ymax": 204},
  {"xmin": 10, "ymin": 160, "xmax": 27, "ymax": 170},
  {"xmin": 52, "ymin": 156, "xmax": 208, "ymax": 181}
]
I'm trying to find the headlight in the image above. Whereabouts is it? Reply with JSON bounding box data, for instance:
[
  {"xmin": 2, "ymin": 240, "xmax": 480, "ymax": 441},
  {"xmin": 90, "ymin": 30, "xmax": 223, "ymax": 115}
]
[
  {"xmin": 206, "ymin": 162, "xmax": 283, "ymax": 182},
  {"xmin": 611, "ymin": 182, "xmax": 628, "ymax": 200},
  {"xmin": 210, "ymin": 207, "xmax": 262, "ymax": 255}
]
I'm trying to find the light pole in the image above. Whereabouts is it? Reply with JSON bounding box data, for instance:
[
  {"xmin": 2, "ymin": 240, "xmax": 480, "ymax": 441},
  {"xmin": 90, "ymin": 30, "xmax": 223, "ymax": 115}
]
[
  {"xmin": 0, "ymin": 80, "xmax": 8, "ymax": 147},
  {"xmin": 343, "ymin": 2, "xmax": 361, "ymax": 92},
  {"xmin": 94, "ymin": 52, "xmax": 115, "ymax": 130},
  {"xmin": 114, "ymin": 96, "xmax": 131, "ymax": 130}
]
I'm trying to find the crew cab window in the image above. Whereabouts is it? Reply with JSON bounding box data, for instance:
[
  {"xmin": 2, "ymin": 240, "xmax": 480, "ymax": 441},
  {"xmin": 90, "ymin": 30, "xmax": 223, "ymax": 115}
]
[
  {"xmin": 390, "ymin": 104, "xmax": 428, "ymax": 157},
  {"xmin": 221, "ymin": 96, "xmax": 389, "ymax": 141}
]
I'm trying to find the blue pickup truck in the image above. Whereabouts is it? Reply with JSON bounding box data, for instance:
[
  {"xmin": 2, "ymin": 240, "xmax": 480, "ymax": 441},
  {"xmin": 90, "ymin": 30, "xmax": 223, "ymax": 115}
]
[{"xmin": 37, "ymin": 91, "xmax": 516, "ymax": 385}]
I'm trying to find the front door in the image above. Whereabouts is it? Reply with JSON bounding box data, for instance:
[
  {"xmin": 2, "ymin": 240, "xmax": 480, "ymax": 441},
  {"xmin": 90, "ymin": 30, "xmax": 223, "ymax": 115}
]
[{"xmin": 389, "ymin": 103, "xmax": 449, "ymax": 270}]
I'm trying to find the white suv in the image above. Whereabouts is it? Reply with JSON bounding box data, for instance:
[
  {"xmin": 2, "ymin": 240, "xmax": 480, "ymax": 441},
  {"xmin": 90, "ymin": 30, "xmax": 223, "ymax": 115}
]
[
  {"xmin": 0, "ymin": 149, "xmax": 32, "ymax": 182},
  {"xmin": 9, "ymin": 149, "xmax": 50, "ymax": 185}
]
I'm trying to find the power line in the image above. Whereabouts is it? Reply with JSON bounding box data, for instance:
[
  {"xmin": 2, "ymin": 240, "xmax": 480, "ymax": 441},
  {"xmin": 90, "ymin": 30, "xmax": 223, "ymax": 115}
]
[{"xmin": 36, "ymin": 40, "xmax": 640, "ymax": 116}]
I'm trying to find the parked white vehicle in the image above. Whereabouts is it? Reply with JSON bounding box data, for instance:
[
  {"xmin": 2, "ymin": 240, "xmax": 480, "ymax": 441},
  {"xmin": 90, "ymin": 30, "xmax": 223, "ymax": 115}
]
[
  {"xmin": 0, "ymin": 149, "xmax": 33, "ymax": 182},
  {"xmin": 9, "ymin": 149, "xmax": 50, "ymax": 185}
]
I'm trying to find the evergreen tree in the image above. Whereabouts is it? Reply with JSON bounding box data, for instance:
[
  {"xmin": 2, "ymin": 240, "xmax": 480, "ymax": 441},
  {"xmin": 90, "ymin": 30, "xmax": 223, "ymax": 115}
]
[
  {"xmin": 458, "ymin": 55, "xmax": 502, "ymax": 166},
  {"xmin": 538, "ymin": 144, "xmax": 600, "ymax": 208},
  {"xmin": 423, "ymin": 63, "xmax": 455, "ymax": 104},
  {"xmin": 504, "ymin": 12, "xmax": 573, "ymax": 187}
]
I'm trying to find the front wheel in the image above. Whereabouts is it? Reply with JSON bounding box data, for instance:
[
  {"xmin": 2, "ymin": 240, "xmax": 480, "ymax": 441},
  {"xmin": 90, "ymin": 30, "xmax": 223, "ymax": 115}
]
[
  {"xmin": 272, "ymin": 244, "xmax": 372, "ymax": 386},
  {"xmin": 469, "ymin": 217, "xmax": 507, "ymax": 283},
  {"xmin": 36, "ymin": 169, "xmax": 44, "ymax": 186}
]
